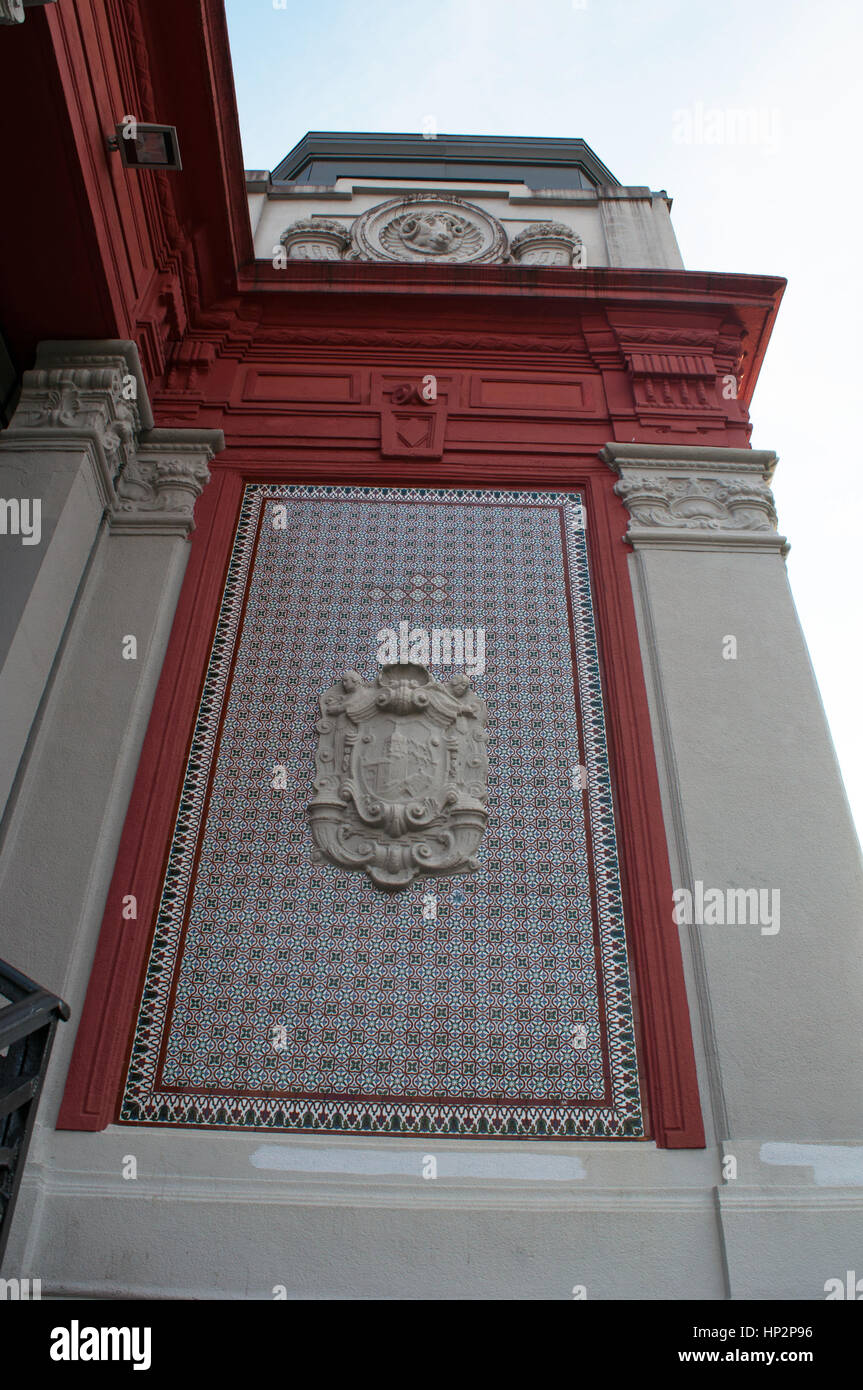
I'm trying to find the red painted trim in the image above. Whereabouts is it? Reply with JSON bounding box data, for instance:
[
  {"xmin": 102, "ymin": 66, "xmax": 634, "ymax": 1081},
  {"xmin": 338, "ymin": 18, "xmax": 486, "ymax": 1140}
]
[
  {"xmin": 585, "ymin": 470, "xmax": 704, "ymax": 1145},
  {"xmin": 59, "ymin": 437, "xmax": 704, "ymax": 1145}
]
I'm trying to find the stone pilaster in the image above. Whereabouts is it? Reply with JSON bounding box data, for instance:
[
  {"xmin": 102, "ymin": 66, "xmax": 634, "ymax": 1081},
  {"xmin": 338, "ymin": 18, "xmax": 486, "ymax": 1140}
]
[
  {"xmin": 0, "ymin": 341, "xmax": 151, "ymax": 815},
  {"xmin": 598, "ymin": 189, "xmax": 684, "ymax": 269},
  {"xmin": 0, "ymin": 336, "xmax": 220, "ymax": 828},
  {"xmin": 0, "ymin": 342, "xmax": 221, "ymax": 1022},
  {"xmin": 604, "ymin": 439, "xmax": 863, "ymax": 1297}
]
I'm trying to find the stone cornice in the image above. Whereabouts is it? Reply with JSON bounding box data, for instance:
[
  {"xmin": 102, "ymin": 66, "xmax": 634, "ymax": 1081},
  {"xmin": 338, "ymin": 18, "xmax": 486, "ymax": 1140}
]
[{"xmin": 601, "ymin": 443, "xmax": 788, "ymax": 554}]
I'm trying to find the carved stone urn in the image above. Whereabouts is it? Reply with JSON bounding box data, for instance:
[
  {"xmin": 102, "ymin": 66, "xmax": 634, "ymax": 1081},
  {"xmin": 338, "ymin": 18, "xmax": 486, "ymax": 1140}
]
[
  {"xmin": 509, "ymin": 222, "xmax": 584, "ymax": 267},
  {"xmin": 279, "ymin": 217, "xmax": 351, "ymax": 261}
]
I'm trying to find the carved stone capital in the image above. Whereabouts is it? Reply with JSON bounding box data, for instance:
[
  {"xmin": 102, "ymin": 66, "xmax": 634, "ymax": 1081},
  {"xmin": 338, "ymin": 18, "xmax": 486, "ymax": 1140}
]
[
  {"xmin": 2, "ymin": 340, "xmax": 153, "ymax": 500},
  {"xmin": 111, "ymin": 430, "xmax": 223, "ymax": 535},
  {"xmin": 602, "ymin": 443, "xmax": 787, "ymax": 553}
]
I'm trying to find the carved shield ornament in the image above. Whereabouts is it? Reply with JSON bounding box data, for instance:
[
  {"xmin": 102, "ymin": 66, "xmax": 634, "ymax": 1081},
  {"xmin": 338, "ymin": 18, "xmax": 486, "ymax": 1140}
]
[{"xmin": 309, "ymin": 663, "xmax": 489, "ymax": 890}]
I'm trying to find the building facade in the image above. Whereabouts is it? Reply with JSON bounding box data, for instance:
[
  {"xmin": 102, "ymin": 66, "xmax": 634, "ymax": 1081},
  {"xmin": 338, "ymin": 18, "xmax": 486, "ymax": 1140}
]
[{"xmin": 1, "ymin": 1, "xmax": 862, "ymax": 1300}]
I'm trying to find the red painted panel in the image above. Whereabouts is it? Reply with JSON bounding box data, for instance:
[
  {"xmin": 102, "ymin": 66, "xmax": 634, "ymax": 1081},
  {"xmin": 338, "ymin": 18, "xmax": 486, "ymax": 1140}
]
[
  {"xmin": 470, "ymin": 376, "xmax": 594, "ymax": 413},
  {"xmin": 241, "ymin": 369, "xmax": 362, "ymax": 404}
]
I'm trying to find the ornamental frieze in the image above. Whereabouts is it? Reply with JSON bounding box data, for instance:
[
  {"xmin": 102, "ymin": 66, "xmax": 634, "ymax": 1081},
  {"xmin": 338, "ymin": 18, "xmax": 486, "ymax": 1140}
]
[
  {"xmin": 279, "ymin": 200, "xmax": 590, "ymax": 267},
  {"xmin": 309, "ymin": 662, "xmax": 489, "ymax": 891}
]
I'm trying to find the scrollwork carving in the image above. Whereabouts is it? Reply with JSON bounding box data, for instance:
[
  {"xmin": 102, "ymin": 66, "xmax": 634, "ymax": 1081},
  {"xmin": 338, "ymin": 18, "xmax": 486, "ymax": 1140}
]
[
  {"xmin": 0, "ymin": 0, "xmax": 25, "ymax": 24},
  {"xmin": 115, "ymin": 455, "xmax": 211, "ymax": 516},
  {"xmin": 613, "ymin": 472, "xmax": 778, "ymax": 532}
]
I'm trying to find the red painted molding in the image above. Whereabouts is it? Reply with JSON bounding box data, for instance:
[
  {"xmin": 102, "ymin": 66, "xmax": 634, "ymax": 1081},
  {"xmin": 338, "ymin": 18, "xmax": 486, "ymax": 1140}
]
[
  {"xmin": 59, "ymin": 426, "xmax": 705, "ymax": 1145},
  {"xmin": 586, "ymin": 471, "xmax": 704, "ymax": 1145}
]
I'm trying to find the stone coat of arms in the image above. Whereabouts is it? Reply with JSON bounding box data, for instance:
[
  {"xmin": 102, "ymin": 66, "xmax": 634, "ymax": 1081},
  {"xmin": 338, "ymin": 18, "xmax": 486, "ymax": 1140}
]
[{"xmin": 309, "ymin": 663, "xmax": 489, "ymax": 890}]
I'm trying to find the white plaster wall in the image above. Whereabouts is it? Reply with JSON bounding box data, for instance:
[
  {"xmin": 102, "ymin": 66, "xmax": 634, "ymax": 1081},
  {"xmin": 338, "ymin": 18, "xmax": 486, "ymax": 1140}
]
[
  {"xmin": 247, "ymin": 192, "xmax": 266, "ymax": 238},
  {"xmin": 9, "ymin": 1125, "xmax": 725, "ymax": 1299},
  {"xmin": 629, "ymin": 543, "xmax": 863, "ymax": 1140}
]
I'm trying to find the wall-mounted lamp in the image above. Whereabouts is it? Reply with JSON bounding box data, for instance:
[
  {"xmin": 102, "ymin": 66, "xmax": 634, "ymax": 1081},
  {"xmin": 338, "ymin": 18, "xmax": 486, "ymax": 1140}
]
[
  {"xmin": 1, "ymin": 0, "xmax": 57, "ymax": 26},
  {"xmin": 107, "ymin": 121, "xmax": 182, "ymax": 172}
]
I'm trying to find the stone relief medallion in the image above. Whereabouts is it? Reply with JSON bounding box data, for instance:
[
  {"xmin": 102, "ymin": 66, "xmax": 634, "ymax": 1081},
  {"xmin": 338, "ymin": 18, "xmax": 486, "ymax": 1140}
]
[
  {"xmin": 351, "ymin": 194, "xmax": 507, "ymax": 264},
  {"xmin": 309, "ymin": 663, "xmax": 489, "ymax": 890}
]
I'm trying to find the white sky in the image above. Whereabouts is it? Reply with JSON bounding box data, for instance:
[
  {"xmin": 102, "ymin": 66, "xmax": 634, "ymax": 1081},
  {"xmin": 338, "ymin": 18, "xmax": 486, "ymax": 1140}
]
[{"xmin": 225, "ymin": 0, "xmax": 863, "ymax": 842}]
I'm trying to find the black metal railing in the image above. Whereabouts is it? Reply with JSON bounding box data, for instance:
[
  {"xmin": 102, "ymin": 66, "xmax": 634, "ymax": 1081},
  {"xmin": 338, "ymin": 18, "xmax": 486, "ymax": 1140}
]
[{"xmin": 0, "ymin": 958, "xmax": 69, "ymax": 1267}]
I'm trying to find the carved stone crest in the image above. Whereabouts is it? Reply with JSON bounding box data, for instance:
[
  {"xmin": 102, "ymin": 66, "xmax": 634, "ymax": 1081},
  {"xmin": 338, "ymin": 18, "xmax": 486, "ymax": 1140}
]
[
  {"xmin": 351, "ymin": 194, "xmax": 507, "ymax": 264},
  {"xmin": 309, "ymin": 663, "xmax": 489, "ymax": 890}
]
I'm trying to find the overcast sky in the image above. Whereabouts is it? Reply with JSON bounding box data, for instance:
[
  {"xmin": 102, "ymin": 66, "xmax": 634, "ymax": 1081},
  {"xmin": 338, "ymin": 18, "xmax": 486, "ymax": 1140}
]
[{"xmin": 225, "ymin": 0, "xmax": 863, "ymax": 841}]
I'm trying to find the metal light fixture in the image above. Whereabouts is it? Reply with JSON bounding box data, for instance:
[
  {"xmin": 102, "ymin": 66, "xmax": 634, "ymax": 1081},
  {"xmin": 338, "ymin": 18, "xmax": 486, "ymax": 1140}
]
[
  {"xmin": 0, "ymin": 0, "xmax": 57, "ymax": 26},
  {"xmin": 107, "ymin": 121, "xmax": 182, "ymax": 172}
]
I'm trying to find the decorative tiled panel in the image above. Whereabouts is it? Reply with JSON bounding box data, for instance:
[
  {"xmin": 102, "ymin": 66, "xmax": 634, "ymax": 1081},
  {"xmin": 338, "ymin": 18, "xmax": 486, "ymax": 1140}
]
[{"xmin": 120, "ymin": 485, "xmax": 644, "ymax": 1138}]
